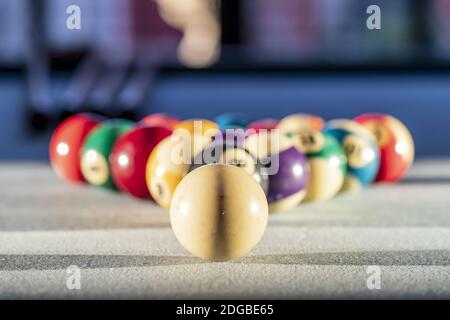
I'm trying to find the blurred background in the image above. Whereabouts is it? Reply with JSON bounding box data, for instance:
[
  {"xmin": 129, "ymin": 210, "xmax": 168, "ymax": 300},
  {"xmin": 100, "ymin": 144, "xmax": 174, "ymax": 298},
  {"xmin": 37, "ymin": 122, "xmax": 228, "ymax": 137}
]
[{"xmin": 0, "ymin": 0, "xmax": 449, "ymax": 160}]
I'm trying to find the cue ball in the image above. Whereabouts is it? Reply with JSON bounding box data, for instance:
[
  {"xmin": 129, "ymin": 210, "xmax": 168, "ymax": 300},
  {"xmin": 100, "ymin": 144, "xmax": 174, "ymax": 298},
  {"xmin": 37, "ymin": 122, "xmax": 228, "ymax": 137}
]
[
  {"xmin": 49, "ymin": 113, "xmax": 103, "ymax": 183},
  {"xmin": 80, "ymin": 119, "xmax": 134, "ymax": 189},
  {"xmin": 325, "ymin": 119, "xmax": 380, "ymax": 192},
  {"xmin": 170, "ymin": 164, "xmax": 268, "ymax": 261},
  {"xmin": 355, "ymin": 113, "xmax": 414, "ymax": 183},
  {"xmin": 110, "ymin": 125, "xmax": 172, "ymax": 199}
]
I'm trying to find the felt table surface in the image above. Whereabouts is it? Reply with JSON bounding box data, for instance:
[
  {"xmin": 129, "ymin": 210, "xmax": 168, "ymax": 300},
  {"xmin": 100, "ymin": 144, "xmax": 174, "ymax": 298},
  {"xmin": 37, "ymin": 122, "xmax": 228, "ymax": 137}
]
[{"xmin": 0, "ymin": 160, "xmax": 449, "ymax": 299}]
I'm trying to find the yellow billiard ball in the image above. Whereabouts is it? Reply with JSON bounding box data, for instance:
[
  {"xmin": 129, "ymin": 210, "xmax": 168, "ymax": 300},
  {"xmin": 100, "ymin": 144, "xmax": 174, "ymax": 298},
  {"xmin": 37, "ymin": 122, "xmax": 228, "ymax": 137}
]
[{"xmin": 146, "ymin": 135, "xmax": 191, "ymax": 208}]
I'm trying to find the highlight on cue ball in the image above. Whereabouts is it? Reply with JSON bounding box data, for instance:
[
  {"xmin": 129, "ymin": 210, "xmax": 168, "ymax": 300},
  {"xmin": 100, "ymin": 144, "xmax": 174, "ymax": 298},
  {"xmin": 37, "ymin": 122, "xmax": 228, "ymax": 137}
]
[{"xmin": 169, "ymin": 164, "xmax": 269, "ymax": 262}]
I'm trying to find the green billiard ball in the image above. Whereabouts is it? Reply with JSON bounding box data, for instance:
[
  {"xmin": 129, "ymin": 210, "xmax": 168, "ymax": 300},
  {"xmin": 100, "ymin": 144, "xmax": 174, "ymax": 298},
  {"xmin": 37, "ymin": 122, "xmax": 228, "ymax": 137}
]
[
  {"xmin": 81, "ymin": 119, "xmax": 134, "ymax": 189},
  {"xmin": 287, "ymin": 129, "xmax": 347, "ymax": 202}
]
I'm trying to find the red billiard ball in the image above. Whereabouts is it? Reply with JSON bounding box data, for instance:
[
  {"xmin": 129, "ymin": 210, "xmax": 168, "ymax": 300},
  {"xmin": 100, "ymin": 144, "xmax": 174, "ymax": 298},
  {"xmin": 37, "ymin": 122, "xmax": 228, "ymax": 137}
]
[
  {"xmin": 246, "ymin": 118, "xmax": 279, "ymax": 134},
  {"xmin": 49, "ymin": 113, "xmax": 103, "ymax": 183},
  {"xmin": 354, "ymin": 113, "xmax": 414, "ymax": 183},
  {"xmin": 139, "ymin": 113, "xmax": 180, "ymax": 130},
  {"xmin": 110, "ymin": 125, "xmax": 172, "ymax": 199}
]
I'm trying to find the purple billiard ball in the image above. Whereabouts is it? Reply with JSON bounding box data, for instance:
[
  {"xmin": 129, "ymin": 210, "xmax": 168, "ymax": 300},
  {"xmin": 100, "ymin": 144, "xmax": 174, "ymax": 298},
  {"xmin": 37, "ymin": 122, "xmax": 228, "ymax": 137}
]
[{"xmin": 265, "ymin": 146, "xmax": 310, "ymax": 213}]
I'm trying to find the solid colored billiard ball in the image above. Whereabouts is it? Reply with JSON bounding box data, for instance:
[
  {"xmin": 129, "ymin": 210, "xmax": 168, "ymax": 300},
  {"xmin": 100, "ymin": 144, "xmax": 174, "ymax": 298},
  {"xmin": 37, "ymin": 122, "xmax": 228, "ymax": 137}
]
[
  {"xmin": 146, "ymin": 135, "xmax": 192, "ymax": 208},
  {"xmin": 110, "ymin": 126, "xmax": 172, "ymax": 199},
  {"xmin": 80, "ymin": 119, "xmax": 134, "ymax": 189},
  {"xmin": 265, "ymin": 145, "xmax": 310, "ymax": 213},
  {"xmin": 214, "ymin": 113, "xmax": 251, "ymax": 130},
  {"xmin": 277, "ymin": 113, "xmax": 325, "ymax": 136},
  {"xmin": 355, "ymin": 113, "xmax": 414, "ymax": 183},
  {"xmin": 325, "ymin": 119, "xmax": 380, "ymax": 192},
  {"xmin": 287, "ymin": 130, "xmax": 347, "ymax": 202},
  {"xmin": 246, "ymin": 118, "xmax": 279, "ymax": 133},
  {"xmin": 173, "ymin": 119, "xmax": 219, "ymax": 157},
  {"xmin": 49, "ymin": 113, "xmax": 103, "ymax": 183},
  {"xmin": 139, "ymin": 113, "xmax": 180, "ymax": 130},
  {"xmin": 190, "ymin": 140, "xmax": 269, "ymax": 194},
  {"xmin": 243, "ymin": 131, "xmax": 308, "ymax": 212},
  {"xmin": 170, "ymin": 164, "xmax": 268, "ymax": 261}
]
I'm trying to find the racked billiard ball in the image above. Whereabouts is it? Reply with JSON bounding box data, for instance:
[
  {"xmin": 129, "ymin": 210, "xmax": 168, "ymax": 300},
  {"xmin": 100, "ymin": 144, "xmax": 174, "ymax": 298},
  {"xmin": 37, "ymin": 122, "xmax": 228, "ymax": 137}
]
[
  {"xmin": 355, "ymin": 113, "xmax": 414, "ymax": 183},
  {"xmin": 246, "ymin": 118, "xmax": 279, "ymax": 133},
  {"xmin": 276, "ymin": 113, "xmax": 325, "ymax": 136},
  {"xmin": 110, "ymin": 125, "xmax": 172, "ymax": 199},
  {"xmin": 49, "ymin": 113, "xmax": 103, "ymax": 183},
  {"xmin": 170, "ymin": 164, "xmax": 268, "ymax": 261},
  {"xmin": 173, "ymin": 119, "xmax": 219, "ymax": 157},
  {"xmin": 287, "ymin": 130, "xmax": 347, "ymax": 202},
  {"xmin": 325, "ymin": 119, "xmax": 380, "ymax": 192},
  {"xmin": 146, "ymin": 135, "xmax": 192, "ymax": 208},
  {"xmin": 243, "ymin": 129, "xmax": 292, "ymax": 161},
  {"xmin": 139, "ymin": 113, "xmax": 180, "ymax": 130},
  {"xmin": 265, "ymin": 145, "xmax": 310, "ymax": 213},
  {"xmin": 80, "ymin": 119, "xmax": 134, "ymax": 189},
  {"xmin": 190, "ymin": 140, "xmax": 269, "ymax": 194},
  {"xmin": 242, "ymin": 131, "xmax": 308, "ymax": 212},
  {"xmin": 214, "ymin": 112, "xmax": 251, "ymax": 130}
]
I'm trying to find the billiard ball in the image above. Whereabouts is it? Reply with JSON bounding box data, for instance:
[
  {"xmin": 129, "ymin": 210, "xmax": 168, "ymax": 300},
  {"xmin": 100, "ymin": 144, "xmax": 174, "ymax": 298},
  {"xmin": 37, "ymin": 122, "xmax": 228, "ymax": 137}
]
[
  {"xmin": 276, "ymin": 113, "xmax": 325, "ymax": 135},
  {"xmin": 174, "ymin": 118, "xmax": 219, "ymax": 135},
  {"xmin": 173, "ymin": 119, "xmax": 219, "ymax": 157},
  {"xmin": 170, "ymin": 164, "xmax": 268, "ymax": 261},
  {"xmin": 110, "ymin": 126, "xmax": 172, "ymax": 199},
  {"xmin": 246, "ymin": 118, "xmax": 279, "ymax": 133},
  {"xmin": 325, "ymin": 119, "xmax": 380, "ymax": 192},
  {"xmin": 355, "ymin": 113, "xmax": 414, "ymax": 183},
  {"xmin": 139, "ymin": 113, "xmax": 180, "ymax": 130},
  {"xmin": 80, "ymin": 119, "xmax": 134, "ymax": 189},
  {"xmin": 287, "ymin": 130, "xmax": 347, "ymax": 202},
  {"xmin": 190, "ymin": 140, "xmax": 269, "ymax": 194},
  {"xmin": 49, "ymin": 113, "xmax": 103, "ymax": 183},
  {"xmin": 265, "ymin": 145, "xmax": 310, "ymax": 213},
  {"xmin": 214, "ymin": 113, "xmax": 251, "ymax": 130},
  {"xmin": 243, "ymin": 129, "xmax": 292, "ymax": 161},
  {"xmin": 212, "ymin": 127, "xmax": 248, "ymax": 145},
  {"xmin": 146, "ymin": 135, "xmax": 192, "ymax": 208}
]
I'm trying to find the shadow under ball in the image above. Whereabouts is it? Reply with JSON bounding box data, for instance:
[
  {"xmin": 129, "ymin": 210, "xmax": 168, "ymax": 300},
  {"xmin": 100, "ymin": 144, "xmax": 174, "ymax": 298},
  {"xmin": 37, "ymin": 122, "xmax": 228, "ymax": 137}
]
[{"xmin": 170, "ymin": 164, "xmax": 268, "ymax": 261}]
